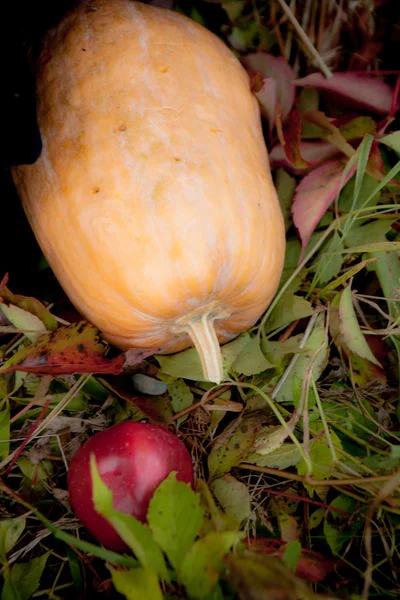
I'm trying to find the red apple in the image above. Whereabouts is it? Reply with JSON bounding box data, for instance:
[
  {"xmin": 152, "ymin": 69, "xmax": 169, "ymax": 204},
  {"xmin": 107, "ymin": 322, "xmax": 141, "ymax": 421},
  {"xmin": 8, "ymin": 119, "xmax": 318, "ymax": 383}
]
[{"xmin": 67, "ymin": 421, "xmax": 194, "ymax": 552}]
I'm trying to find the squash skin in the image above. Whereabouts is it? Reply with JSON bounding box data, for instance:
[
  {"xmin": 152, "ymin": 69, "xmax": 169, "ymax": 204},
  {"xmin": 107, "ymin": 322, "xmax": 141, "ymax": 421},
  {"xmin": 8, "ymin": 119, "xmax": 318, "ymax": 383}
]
[{"xmin": 12, "ymin": 0, "xmax": 285, "ymax": 373}]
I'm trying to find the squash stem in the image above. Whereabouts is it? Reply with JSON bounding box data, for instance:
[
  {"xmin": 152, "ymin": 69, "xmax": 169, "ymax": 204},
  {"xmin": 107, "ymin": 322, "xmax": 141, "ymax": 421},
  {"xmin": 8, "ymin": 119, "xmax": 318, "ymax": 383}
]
[{"xmin": 180, "ymin": 314, "xmax": 223, "ymax": 384}]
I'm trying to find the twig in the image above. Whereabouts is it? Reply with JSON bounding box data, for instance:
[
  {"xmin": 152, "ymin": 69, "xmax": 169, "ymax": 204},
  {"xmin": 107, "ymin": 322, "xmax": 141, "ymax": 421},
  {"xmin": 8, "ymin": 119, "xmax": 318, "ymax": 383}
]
[
  {"xmin": 172, "ymin": 384, "xmax": 232, "ymax": 421},
  {"xmin": 263, "ymin": 487, "xmax": 351, "ymax": 516},
  {"xmin": 274, "ymin": 0, "xmax": 332, "ymax": 78},
  {"xmin": 239, "ymin": 463, "xmax": 400, "ymax": 488},
  {"xmin": 362, "ymin": 470, "xmax": 400, "ymax": 600},
  {"xmin": 5, "ymin": 395, "xmax": 51, "ymax": 476}
]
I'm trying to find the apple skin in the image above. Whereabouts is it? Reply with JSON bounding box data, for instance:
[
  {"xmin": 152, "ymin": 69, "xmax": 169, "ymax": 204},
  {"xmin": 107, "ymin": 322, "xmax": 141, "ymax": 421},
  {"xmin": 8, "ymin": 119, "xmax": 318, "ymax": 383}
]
[{"xmin": 67, "ymin": 421, "xmax": 194, "ymax": 552}]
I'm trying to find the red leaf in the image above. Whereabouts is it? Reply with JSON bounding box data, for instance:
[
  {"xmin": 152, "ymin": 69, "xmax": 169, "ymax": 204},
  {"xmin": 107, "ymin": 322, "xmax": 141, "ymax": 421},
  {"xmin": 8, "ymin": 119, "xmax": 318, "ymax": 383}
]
[
  {"xmin": 242, "ymin": 52, "xmax": 295, "ymax": 123},
  {"xmin": 303, "ymin": 110, "xmax": 356, "ymax": 157},
  {"xmin": 251, "ymin": 75, "xmax": 277, "ymax": 133},
  {"xmin": 101, "ymin": 376, "xmax": 173, "ymax": 427},
  {"xmin": 0, "ymin": 321, "xmax": 126, "ymax": 375},
  {"xmin": 270, "ymin": 140, "xmax": 340, "ymax": 172},
  {"xmin": 244, "ymin": 538, "xmax": 339, "ymax": 583},
  {"xmin": 276, "ymin": 109, "xmax": 315, "ymax": 170},
  {"xmin": 294, "ymin": 72, "xmax": 396, "ymax": 116},
  {"xmin": 368, "ymin": 140, "xmax": 386, "ymax": 175},
  {"xmin": 0, "ymin": 275, "xmax": 58, "ymax": 331},
  {"xmin": 292, "ymin": 159, "xmax": 356, "ymax": 261},
  {"xmin": 124, "ymin": 348, "xmax": 158, "ymax": 367}
]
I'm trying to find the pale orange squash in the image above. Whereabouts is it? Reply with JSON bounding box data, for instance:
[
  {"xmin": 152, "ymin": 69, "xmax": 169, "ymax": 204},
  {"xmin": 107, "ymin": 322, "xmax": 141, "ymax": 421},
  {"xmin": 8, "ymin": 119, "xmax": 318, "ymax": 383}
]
[{"xmin": 12, "ymin": 0, "xmax": 285, "ymax": 383}]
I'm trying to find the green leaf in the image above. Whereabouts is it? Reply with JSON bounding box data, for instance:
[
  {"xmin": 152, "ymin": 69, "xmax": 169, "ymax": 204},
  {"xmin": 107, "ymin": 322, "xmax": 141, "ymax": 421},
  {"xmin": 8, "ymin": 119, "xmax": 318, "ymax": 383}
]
[
  {"xmin": 298, "ymin": 88, "xmax": 319, "ymax": 114},
  {"xmin": 17, "ymin": 457, "xmax": 54, "ymax": 484},
  {"xmin": 262, "ymin": 335, "xmax": 304, "ymax": 367},
  {"xmin": 179, "ymin": 531, "xmax": 242, "ymax": 599},
  {"xmin": 1, "ymin": 552, "xmax": 49, "ymax": 600},
  {"xmin": 344, "ymin": 241, "xmax": 400, "ymax": 254},
  {"xmin": 264, "ymin": 294, "xmax": 314, "ymax": 334},
  {"xmin": 339, "ymin": 285, "xmax": 381, "ymax": 366},
  {"xmin": 275, "ymin": 168, "xmax": 296, "ymax": 232},
  {"xmin": 323, "ymin": 495, "xmax": 362, "ymax": 554},
  {"xmin": 339, "ymin": 116, "xmax": 376, "ymax": 140},
  {"xmin": 322, "ymin": 399, "xmax": 377, "ymax": 440},
  {"xmin": 0, "ymin": 285, "xmax": 57, "ymax": 331},
  {"xmin": 222, "ymin": 1, "xmax": 246, "ymax": 22},
  {"xmin": 0, "ymin": 376, "xmax": 8, "ymax": 399},
  {"xmin": 339, "ymin": 173, "xmax": 380, "ymax": 212},
  {"xmin": 231, "ymin": 336, "xmax": 273, "ymax": 376},
  {"xmin": 309, "ymin": 507, "xmax": 325, "ymax": 529},
  {"xmin": 314, "ymin": 230, "xmax": 344, "ymax": 285},
  {"xmin": 210, "ymin": 475, "xmax": 251, "ymax": 528},
  {"xmin": 208, "ymin": 415, "xmax": 263, "ymax": 479},
  {"xmin": 345, "ymin": 219, "xmax": 395, "ymax": 248},
  {"xmin": 166, "ymin": 378, "xmax": 194, "ymax": 419},
  {"xmin": 0, "ymin": 304, "xmax": 46, "ymax": 343},
  {"xmin": 147, "ymin": 472, "xmax": 204, "ymax": 573},
  {"xmin": 0, "ymin": 403, "xmax": 10, "ymax": 461},
  {"xmin": 297, "ymin": 425, "xmax": 342, "ymax": 489},
  {"xmin": 282, "ymin": 539, "xmax": 302, "ymax": 572},
  {"xmin": 222, "ymin": 334, "xmax": 252, "ymax": 374},
  {"xmin": 90, "ymin": 455, "xmax": 169, "ymax": 580},
  {"xmin": 66, "ymin": 546, "xmax": 83, "ymax": 595},
  {"xmin": 380, "ymin": 131, "xmax": 400, "ymax": 154},
  {"xmin": 110, "ymin": 567, "xmax": 163, "ymax": 600},
  {"xmin": 252, "ymin": 424, "xmax": 295, "ymax": 456},
  {"xmin": 275, "ymin": 312, "xmax": 328, "ymax": 404},
  {"xmin": 224, "ymin": 553, "xmax": 316, "ymax": 600},
  {"xmin": 0, "ymin": 518, "xmax": 26, "ymax": 557},
  {"xmin": 246, "ymin": 443, "xmax": 302, "ymax": 469},
  {"xmin": 156, "ymin": 334, "xmax": 250, "ymax": 381},
  {"xmin": 367, "ymin": 251, "xmax": 400, "ymax": 320},
  {"xmin": 319, "ymin": 257, "xmax": 378, "ymax": 298}
]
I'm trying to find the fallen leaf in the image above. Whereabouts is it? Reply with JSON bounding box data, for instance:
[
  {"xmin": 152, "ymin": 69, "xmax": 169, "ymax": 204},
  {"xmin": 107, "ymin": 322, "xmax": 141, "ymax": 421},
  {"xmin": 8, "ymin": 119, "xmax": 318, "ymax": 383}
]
[
  {"xmin": 380, "ymin": 130, "xmax": 400, "ymax": 154},
  {"xmin": 210, "ymin": 474, "xmax": 251, "ymax": 527},
  {"xmin": 246, "ymin": 443, "xmax": 302, "ymax": 469},
  {"xmin": 338, "ymin": 116, "xmax": 376, "ymax": 140},
  {"xmin": 231, "ymin": 336, "xmax": 273, "ymax": 376},
  {"xmin": 0, "ymin": 277, "xmax": 58, "ymax": 331},
  {"xmin": 274, "ymin": 168, "xmax": 296, "ymax": 231},
  {"xmin": 250, "ymin": 74, "xmax": 277, "ymax": 133},
  {"xmin": 0, "ymin": 304, "xmax": 46, "ymax": 343},
  {"xmin": 0, "ymin": 322, "xmax": 125, "ymax": 375},
  {"xmin": 270, "ymin": 141, "xmax": 339, "ymax": 172},
  {"xmin": 349, "ymin": 353, "xmax": 386, "ymax": 386},
  {"xmin": 338, "ymin": 285, "xmax": 382, "ymax": 367},
  {"xmin": 224, "ymin": 552, "xmax": 317, "ymax": 599},
  {"xmin": 243, "ymin": 538, "xmax": 338, "ymax": 583},
  {"xmin": 101, "ymin": 376, "xmax": 173, "ymax": 427},
  {"xmin": 157, "ymin": 333, "xmax": 250, "ymax": 381},
  {"xmin": 274, "ymin": 312, "xmax": 328, "ymax": 405},
  {"xmin": 123, "ymin": 348, "xmax": 157, "ymax": 367},
  {"xmin": 276, "ymin": 109, "xmax": 314, "ymax": 169},
  {"xmin": 292, "ymin": 158, "xmax": 356, "ymax": 262},
  {"xmin": 208, "ymin": 414, "xmax": 264, "ymax": 479},
  {"xmin": 294, "ymin": 72, "xmax": 395, "ymax": 115},
  {"xmin": 264, "ymin": 293, "xmax": 314, "ymax": 333},
  {"xmin": 323, "ymin": 495, "xmax": 362, "ymax": 555},
  {"xmin": 253, "ymin": 422, "xmax": 297, "ymax": 455},
  {"xmin": 180, "ymin": 531, "xmax": 242, "ymax": 600},
  {"xmin": 242, "ymin": 52, "xmax": 295, "ymax": 123},
  {"xmin": 303, "ymin": 110, "xmax": 356, "ymax": 157},
  {"xmin": 297, "ymin": 425, "xmax": 342, "ymax": 494}
]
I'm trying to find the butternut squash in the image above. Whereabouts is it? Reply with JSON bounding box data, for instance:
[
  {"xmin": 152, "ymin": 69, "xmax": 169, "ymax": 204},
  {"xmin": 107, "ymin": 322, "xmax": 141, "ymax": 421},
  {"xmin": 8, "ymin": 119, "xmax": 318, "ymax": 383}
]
[{"xmin": 12, "ymin": 0, "xmax": 285, "ymax": 383}]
